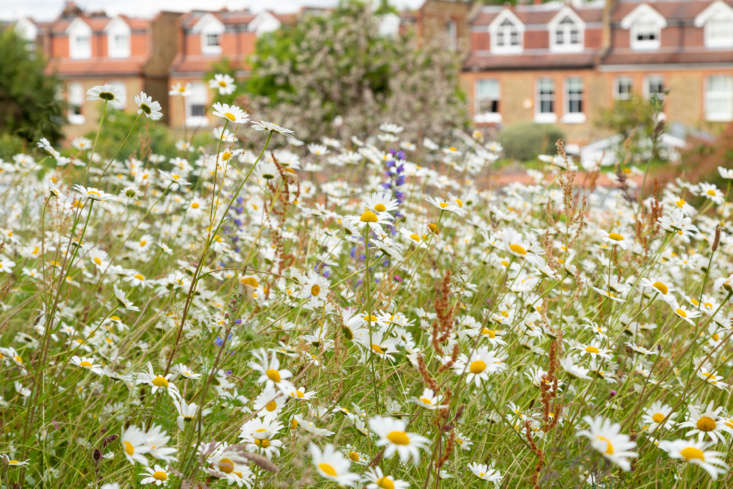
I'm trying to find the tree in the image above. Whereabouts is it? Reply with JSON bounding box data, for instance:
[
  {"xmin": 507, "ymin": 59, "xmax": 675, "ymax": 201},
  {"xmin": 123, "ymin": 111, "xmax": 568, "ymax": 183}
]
[
  {"xmin": 597, "ymin": 93, "xmax": 665, "ymax": 163},
  {"xmin": 245, "ymin": 0, "xmax": 467, "ymax": 143},
  {"xmin": 0, "ymin": 29, "xmax": 66, "ymax": 147}
]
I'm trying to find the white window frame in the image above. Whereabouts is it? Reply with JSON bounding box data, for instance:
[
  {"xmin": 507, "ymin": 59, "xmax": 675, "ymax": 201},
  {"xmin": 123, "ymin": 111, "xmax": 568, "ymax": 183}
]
[
  {"xmin": 68, "ymin": 18, "xmax": 92, "ymax": 59},
  {"xmin": 186, "ymin": 82, "xmax": 208, "ymax": 127},
  {"xmin": 548, "ymin": 7, "xmax": 585, "ymax": 53},
  {"xmin": 489, "ymin": 10, "xmax": 524, "ymax": 54},
  {"xmin": 644, "ymin": 75, "xmax": 665, "ymax": 101},
  {"xmin": 15, "ymin": 18, "xmax": 37, "ymax": 48},
  {"xmin": 563, "ymin": 77, "xmax": 585, "ymax": 123},
  {"xmin": 614, "ymin": 76, "xmax": 633, "ymax": 100},
  {"xmin": 68, "ymin": 82, "xmax": 85, "ymax": 125},
  {"xmin": 535, "ymin": 78, "xmax": 556, "ymax": 123},
  {"xmin": 705, "ymin": 75, "xmax": 733, "ymax": 122},
  {"xmin": 474, "ymin": 78, "xmax": 501, "ymax": 123},
  {"xmin": 193, "ymin": 13, "xmax": 225, "ymax": 55},
  {"xmin": 695, "ymin": 1, "xmax": 733, "ymax": 49},
  {"xmin": 106, "ymin": 17, "xmax": 131, "ymax": 59},
  {"xmin": 621, "ymin": 4, "xmax": 666, "ymax": 51}
]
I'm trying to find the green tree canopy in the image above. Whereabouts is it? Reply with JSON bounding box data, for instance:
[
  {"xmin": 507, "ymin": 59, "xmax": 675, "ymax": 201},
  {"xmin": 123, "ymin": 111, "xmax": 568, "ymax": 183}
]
[
  {"xmin": 0, "ymin": 29, "xmax": 66, "ymax": 147},
  {"xmin": 244, "ymin": 0, "xmax": 467, "ymax": 143}
]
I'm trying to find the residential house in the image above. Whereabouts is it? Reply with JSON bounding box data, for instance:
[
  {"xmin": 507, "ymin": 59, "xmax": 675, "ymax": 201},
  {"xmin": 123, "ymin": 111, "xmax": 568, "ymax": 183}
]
[
  {"xmin": 461, "ymin": 0, "xmax": 733, "ymax": 145},
  {"xmin": 169, "ymin": 9, "xmax": 295, "ymax": 130},
  {"xmin": 33, "ymin": 1, "xmax": 181, "ymax": 139}
]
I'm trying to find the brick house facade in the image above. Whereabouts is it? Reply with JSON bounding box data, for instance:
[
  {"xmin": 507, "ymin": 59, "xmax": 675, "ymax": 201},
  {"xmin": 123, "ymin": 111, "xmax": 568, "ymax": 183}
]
[
  {"xmin": 20, "ymin": 2, "xmax": 181, "ymax": 140},
  {"xmin": 169, "ymin": 9, "xmax": 296, "ymax": 130},
  {"xmin": 461, "ymin": 0, "xmax": 733, "ymax": 145}
]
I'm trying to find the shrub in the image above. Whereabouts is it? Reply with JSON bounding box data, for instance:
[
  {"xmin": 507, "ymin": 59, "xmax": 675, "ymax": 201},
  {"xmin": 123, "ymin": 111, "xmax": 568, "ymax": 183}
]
[
  {"xmin": 0, "ymin": 29, "xmax": 66, "ymax": 146},
  {"xmin": 498, "ymin": 122, "xmax": 564, "ymax": 161},
  {"xmin": 245, "ymin": 0, "xmax": 466, "ymax": 143}
]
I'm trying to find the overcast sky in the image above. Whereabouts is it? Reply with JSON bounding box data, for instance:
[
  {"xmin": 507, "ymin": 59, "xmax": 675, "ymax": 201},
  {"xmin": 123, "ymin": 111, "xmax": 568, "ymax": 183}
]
[{"xmin": 2, "ymin": 0, "xmax": 424, "ymax": 21}]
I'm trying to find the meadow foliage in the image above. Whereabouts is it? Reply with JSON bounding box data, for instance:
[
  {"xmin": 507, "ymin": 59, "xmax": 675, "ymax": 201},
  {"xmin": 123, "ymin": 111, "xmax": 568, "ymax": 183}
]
[{"xmin": 0, "ymin": 80, "xmax": 732, "ymax": 489}]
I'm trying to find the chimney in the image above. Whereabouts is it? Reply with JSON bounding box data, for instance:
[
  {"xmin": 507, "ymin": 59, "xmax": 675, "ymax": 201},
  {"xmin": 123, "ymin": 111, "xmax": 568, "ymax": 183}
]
[{"xmin": 534, "ymin": 0, "xmax": 542, "ymax": 4}]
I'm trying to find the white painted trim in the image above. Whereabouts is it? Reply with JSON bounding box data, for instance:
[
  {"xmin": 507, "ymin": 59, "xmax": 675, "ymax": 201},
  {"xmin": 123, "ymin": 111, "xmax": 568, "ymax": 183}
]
[
  {"xmin": 105, "ymin": 17, "xmax": 131, "ymax": 59},
  {"xmin": 548, "ymin": 6, "xmax": 585, "ymax": 53},
  {"xmin": 67, "ymin": 18, "xmax": 92, "ymax": 59},
  {"xmin": 489, "ymin": 9, "xmax": 525, "ymax": 55},
  {"xmin": 535, "ymin": 113, "xmax": 557, "ymax": 123}
]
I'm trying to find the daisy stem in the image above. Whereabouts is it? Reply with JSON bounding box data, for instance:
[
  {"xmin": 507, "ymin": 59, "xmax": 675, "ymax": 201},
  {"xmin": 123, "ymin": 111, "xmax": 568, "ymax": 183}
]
[
  {"xmin": 364, "ymin": 224, "xmax": 381, "ymax": 413},
  {"xmin": 101, "ymin": 113, "xmax": 142, "ymax": 177},
  {"xmin": 696, "ymin": 235, "xmax": 717, "ymax": 311},
  {"xmin": 208, "ymin": 120, "xmax": 229, "ymax": 236},
  {"xmin": 87, "ymin": 100, "xmax": 107, "ymax": 183},
  {"xmin": 162, "ymin": 131, "xmax": 272, "ymax": 377},
  {"xmin": 22, "ymin": 198, "xmax": 94, "ymax": 460}
]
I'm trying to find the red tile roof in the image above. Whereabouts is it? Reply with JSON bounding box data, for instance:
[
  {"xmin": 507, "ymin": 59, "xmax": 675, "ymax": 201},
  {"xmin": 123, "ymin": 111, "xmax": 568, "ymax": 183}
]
[
  {"xmin": 465, "ymin": 51, "xmax": 598, "ymax": 70},
  {"xmin": 171, "ymin": 54, "xmax": 250, "ymax": 75},
  {"xmin": 46, "ymin": 57, "xmax": 147, "ymax": 76},
  {"xmin": 472, "ymin": 4, "xmax": 604, "ymax": 27},
  {"xmin": 610, "ymin": 0, "xmax": 730, "ymax": 23}
]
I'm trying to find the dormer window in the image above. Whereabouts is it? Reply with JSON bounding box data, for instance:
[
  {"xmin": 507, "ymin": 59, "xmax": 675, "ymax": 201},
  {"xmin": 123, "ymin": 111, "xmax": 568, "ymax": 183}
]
[
  {"xmin": 695, "ymin": 1, "xmax": 733, "ymax": 49},
  {"xmin": 621, "ymin": 4, "xmax": 666, "ymax": 51},
  {"xmin": 193, "ymin": 13, "xmax": 225, "ymax": 55},
  {"xmin": 548, "ymin": 8, "xmax": 584, "ymax": 53},
  {"xmin": 68, "ymin": 18, "xmax": 92, "ymax": 59},
  {"xmin": 489, "ymin": 10, "xmax": 524, "ymax": 54},
  {"xmin": 497, "ymin": 19, "xmax": 520, "ymax": 48},
  {"xmin": 106, "ymin": 18, "xmax": 130, "ymax": 58}
]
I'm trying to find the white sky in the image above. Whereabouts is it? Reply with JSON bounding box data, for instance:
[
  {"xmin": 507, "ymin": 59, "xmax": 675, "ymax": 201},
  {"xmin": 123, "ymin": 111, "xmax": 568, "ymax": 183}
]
[{"xmin": 1, "ymin": 0, "xmax": 424, "ymax": 21}]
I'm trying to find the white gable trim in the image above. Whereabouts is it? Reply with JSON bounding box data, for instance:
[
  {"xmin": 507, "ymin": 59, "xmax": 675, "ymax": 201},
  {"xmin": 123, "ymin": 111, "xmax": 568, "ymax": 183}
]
[
  {"xmin": 249, "ymin": 11, "xmax": 281, "ymax": 35},
  {"xmin": 488, "ymin": 9, "xmax": 525, "ymax": 32},
  {"xmin": 192, "ymin": 13, "xmax": 225, "ymax": 34},
  {"xmin": 489, "ymin": 9, "xmax": 525, "ymax": 54},
  {"xmin": 66, "ymin": 17, "xmax": 92, "ymax": 35},
  {"xmin": 105, "ymin": 17, "xmax": 131, "ymax": 58},
  {"xmin": 15, "ymin": 17, "xmax": 38, "ymax": 42},
  {"xmin": 620, "ymin": 4, "xmax": 667, "ymax": 30},
  {"xmin": 67, "ymin": 18, "xmax": 92, "ymax": 59},
  {"xmin": 548, "ymin": 6, "xmax": 585, "ymax": 53},
  {"xmin": 695, "ymin": 0, "xmax": 733, "ymax": 27}
]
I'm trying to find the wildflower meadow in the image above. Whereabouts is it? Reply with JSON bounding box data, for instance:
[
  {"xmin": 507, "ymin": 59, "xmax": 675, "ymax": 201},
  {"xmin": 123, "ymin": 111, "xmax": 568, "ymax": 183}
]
[{"xmin": 0, "ymin": 83, "xmax": 732, "ymax": 489}]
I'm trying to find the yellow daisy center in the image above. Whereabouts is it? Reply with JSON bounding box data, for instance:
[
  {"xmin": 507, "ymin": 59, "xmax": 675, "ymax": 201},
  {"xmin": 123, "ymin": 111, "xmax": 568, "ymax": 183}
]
[
  {"xmin": 696, "ymin": 416, "xmax": 716, "ymax": 432},
  {"xmin": 311, "ymin": 284, "xmax": 321, "ymax": 296},
  {"xmin": 419, "ymin": 397, "xmax": 433, "ymax": 405},
  {"xmin": 80, "ymin": 360, "xmax": 93, "ymax": 367},
  {"xmin": 123, "ymin": 441, "xmax": 135, "ymax": 455},
  {"xmin": 680, "ymin": 446, "xmax": 705, "ymax": 461},
  {"xmin": 93, "ymin": 257, "xmax": 102, "ymax": 265},
  {"xmin": 371, "ymin": 344, "xmax": 384, "ymax": 354},
  {"xmin": 374, "ymin": 203, "xmax": 386, "ymax": 212},
  {"xmin": 348, "ymin": 450, "xmax": 360, "ymax": 461},
  {"xmin": 218, "ymin": 457, "xmax": 234, "ymax": 473},
  {"xmin": 469, "ymin": 360, "xmax": 487, "ymax": 374},
  {"xmin": 387, "ymin": 431, "xmax": 411, "ymax": 445},
  {"xmin": 152, "ymin": 375, "xmax": 169, "ymax": 388},
  {"xmin": 652, "ymin": 412, "xmax": 665, "ymax": 423},
  {"xmin": 152, "ymin": 470, "xmax": 168, "ymax": 481},
  {"xmin": 377, "ymin": 477, "xmax": 396, "ymax": 489},
  {"xmin": 360, "ymin": 210, "xmax": 378, "ymax": 222},
  {"xmin": 596, "ymin": 435, "xmax": 614, "ymax": 455},
  {"xmin": 134, "ymin": 273, "xmax": 145, "ymax": 281},
  {"xmin": 224, "ymin": 112, "xmax": 237, "ymax": 122},
  {"xmin": 675, "ymin": 308, "xmax": 687, "ymax": 318},
  {"xmin": 318, "ymin": 463, "xmax": 338, "ymax": 477},
  {"xmin": 608, "ymin": 232, "xmax": 624, "ymax": 241},
  {"xmin": 266, "ymin": 369, "xmax": 281, "ymax": 382},
  {"xmin": 265, "ymin": 400, "xmax": 277, "ymax": 411},
  {"xmin": 652, "ymin": 281, "xmax": 668, "ymax": 295},
  {"xmin": 585, "ymin": 346, "xmax": 600, "ymax": 354},
  {"xmin": 509, "ymin": 243, "xmax": 527, "ymax": 255}
]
